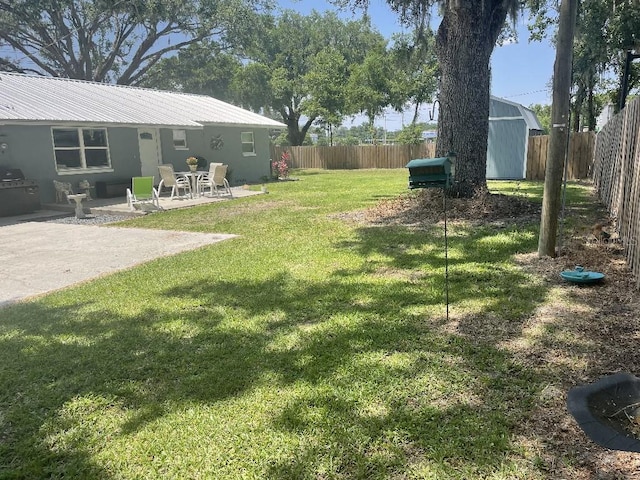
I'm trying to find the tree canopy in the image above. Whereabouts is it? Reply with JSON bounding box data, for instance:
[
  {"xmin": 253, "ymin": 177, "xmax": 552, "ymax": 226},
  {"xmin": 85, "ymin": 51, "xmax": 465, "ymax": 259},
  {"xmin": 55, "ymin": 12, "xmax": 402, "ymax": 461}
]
[
  {"xmin": 142, "ymin": 42, "xmax": 242, "ymax": 103},
  {"xmin": 232, "ymin": 10, "xmax": 388, "ymax": 145},
  {"xmin": 345, "ymin": 47, "xmax": 397, "ymax": 143},
  {"xmin": 0, "ymin": 0, "xmax": 270, "ymax": 84},
  {"xmin": 336, "ymin": 0, "xmax": 520, "ymax": 196},
  {"xmin": 529, "ymin": 0, "xmax": 640, "ymax": 129},
  {"xmin": 389, "ymin": 30, "xmax": 438, "ymax": 125}
]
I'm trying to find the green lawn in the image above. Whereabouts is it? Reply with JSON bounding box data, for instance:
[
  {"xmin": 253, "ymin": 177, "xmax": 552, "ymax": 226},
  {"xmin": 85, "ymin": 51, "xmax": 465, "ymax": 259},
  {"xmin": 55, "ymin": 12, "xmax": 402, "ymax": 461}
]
[{"xmin": 0, "ymin": 170, "xmax": 593, "ymax": 479}]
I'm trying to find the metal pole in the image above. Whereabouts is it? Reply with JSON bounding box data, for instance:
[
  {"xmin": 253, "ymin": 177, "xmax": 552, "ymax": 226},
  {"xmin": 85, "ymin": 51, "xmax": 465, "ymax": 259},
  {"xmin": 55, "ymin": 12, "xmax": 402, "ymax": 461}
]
[
  {"xmin": 444, "ymin": 189, "xmax": 449, "ymax": 322},
  {"xmin": 557, "ymin": 109, "xmax": 572, "ymax": 255}
]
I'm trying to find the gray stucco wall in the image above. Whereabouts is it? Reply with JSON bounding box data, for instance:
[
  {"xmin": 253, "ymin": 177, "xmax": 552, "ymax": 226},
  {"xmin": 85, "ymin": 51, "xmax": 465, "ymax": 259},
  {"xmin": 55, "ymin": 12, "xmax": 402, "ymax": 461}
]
[
  {"xmin": 0, "ymin": 124, "xmax": 141, "ymax": 203},
  {"xmin": 158, "ymin": 125, "xmax": 272, "ymax": 185},
  {"xmin": 0, "ymin": 125, "xmax": 56, "ymax": 197},
  {"xmin": 0, "ymin": 123, "xmax": 272, "ymax": 204}
]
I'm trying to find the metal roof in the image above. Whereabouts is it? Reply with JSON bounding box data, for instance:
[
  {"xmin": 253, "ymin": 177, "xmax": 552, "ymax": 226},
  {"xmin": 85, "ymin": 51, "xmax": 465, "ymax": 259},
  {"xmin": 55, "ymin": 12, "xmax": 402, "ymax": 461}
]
[
  {"xmin": 0, "ymin": 72, "xmax": 285, "ymax": 129},
  {"xmin": 489, "ymin": 95, "xmax": 543, "ymax": 131}
]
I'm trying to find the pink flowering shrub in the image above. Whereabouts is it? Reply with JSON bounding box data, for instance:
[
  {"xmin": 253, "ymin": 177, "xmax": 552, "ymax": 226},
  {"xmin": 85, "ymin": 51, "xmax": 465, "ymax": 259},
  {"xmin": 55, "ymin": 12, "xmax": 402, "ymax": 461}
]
[{"xmin": 271, "ymin": 151, "xmax": 290, "ymax": 179}]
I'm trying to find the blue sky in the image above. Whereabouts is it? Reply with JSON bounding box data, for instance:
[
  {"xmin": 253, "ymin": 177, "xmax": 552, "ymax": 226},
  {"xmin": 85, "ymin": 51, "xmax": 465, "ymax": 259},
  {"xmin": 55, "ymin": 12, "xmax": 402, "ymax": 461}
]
[{"xmin": 278, "ymin": 0, "xmax": 556, "ymax": 130}]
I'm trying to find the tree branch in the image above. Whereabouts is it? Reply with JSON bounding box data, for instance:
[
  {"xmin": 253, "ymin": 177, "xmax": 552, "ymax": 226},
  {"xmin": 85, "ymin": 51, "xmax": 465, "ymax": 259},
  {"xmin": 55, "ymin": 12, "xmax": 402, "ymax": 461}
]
[{"xmin": 117, "ymin": 28, "xmax": 208, "ymax": 84}]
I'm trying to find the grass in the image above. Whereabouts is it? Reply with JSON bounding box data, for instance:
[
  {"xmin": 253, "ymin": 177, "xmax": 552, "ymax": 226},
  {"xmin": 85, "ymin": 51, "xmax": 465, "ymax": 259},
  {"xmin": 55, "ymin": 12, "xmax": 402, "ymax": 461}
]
[{"xmin": 0, "ymin": 170, "xmax": 595, "ymax": 479}]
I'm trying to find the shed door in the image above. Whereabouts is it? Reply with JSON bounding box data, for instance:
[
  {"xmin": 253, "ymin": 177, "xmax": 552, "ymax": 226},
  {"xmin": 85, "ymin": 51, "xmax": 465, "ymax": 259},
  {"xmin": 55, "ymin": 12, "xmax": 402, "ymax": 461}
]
[
  {"xmin": 486, "ymin": 119, "xmax": 527, "ymax": 180},
  {"xmin": 138, "ymin": 128, "xmax": 162, "ymax": 180}
]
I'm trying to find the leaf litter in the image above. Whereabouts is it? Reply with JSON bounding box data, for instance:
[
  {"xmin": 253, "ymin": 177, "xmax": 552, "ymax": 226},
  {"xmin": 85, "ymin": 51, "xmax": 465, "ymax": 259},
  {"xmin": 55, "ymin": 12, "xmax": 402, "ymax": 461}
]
[{"xmin": 337, "ymin": 185, "xmax": 640, "ymax": 478}]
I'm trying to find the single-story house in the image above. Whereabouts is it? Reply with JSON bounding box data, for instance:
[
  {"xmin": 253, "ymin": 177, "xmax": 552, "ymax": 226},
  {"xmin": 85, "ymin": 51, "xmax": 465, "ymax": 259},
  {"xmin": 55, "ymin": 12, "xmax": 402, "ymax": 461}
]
[
  {"xmin": 0, "ymin": 72, "xmax": 285, "ymax": 204},
  {"xmin": 487, "ymin": 96, "xmax": 544, "ymax": 180}
]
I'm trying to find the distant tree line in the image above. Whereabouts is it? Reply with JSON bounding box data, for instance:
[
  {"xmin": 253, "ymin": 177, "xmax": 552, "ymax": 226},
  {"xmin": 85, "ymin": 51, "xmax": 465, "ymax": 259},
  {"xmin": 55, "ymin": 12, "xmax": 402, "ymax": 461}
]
[{"xmin": 272, "ymin": 122, "xmax": 437, "ymax": 146}]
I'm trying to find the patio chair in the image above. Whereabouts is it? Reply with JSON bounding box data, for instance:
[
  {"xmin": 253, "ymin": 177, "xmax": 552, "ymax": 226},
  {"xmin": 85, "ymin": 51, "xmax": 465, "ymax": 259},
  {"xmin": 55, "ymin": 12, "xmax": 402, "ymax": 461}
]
[
  {"xmin": 157, "ymin": 164, "xmax": 191, "ymax": 199},
  {"xmin": 126, "ymin": 176, "xmax": 161, "ymax": 212},
  {"xmin": 200, "ymin": 164, "xmax": 232, "ymax": 198},
  {"xmin": 196, "ymin": 163, "xmax": 223, "ymax": 195},
  {"xmin": 53, "ymin": 180, "xmax": 74, "ymax": 204}
]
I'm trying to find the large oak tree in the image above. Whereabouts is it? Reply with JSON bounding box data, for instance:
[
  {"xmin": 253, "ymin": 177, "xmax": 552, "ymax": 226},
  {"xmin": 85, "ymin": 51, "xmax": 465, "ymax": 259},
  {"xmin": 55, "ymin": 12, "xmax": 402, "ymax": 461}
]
[
  {"xmin": 0, "ymin": 0, "xmax": 270, "ymax": 85},
  {"xmin": 233, "ymin": 10, "xmax": 387, "ymax": 146},
  {"xmin": 338, "ymin": 0, "xmax": 519, "ymax": 197}
]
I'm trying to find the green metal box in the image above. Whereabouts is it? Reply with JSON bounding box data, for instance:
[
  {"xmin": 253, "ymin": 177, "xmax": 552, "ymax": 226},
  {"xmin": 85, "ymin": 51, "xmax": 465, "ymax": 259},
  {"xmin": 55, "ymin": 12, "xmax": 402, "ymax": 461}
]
[{"xmin": 406, "ymin": 157, "xmax": 453, "ymax": 189}]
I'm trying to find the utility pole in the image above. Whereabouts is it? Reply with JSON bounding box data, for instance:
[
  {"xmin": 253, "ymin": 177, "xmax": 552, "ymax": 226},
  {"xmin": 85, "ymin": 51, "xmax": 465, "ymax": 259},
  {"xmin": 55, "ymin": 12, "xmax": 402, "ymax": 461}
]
[{"xmin": 538, "ymin": 0, "xmax": 578, "ymax": 257}]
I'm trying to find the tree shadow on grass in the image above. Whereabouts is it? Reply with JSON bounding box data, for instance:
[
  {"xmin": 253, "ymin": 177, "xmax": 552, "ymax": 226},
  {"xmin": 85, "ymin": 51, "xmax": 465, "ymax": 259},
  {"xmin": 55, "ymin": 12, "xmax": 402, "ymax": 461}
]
[{"xmin": 0, "ymin": 221, "xmax": 553, "ymax": 478}]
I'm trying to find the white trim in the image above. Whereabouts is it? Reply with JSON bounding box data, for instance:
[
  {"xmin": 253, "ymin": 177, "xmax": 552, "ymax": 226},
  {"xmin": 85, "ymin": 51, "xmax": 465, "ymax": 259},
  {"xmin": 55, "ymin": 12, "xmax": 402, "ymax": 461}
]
[
  {"xmin": 57, "ymin": 168, "xmax": 114, "ymax": 175},
  {"xmin": 200, "ymin": 122, "xmax": 286, "ymax": 129},
  {"xmin": 172, "ymin": 129, "xmax": 188, "ymax": 149},
  {"xmin": 522, "ymin": 121, "xmax": 530, "ymax": 179},
  {"xmin": 490, "ymin": 95, "xmax": 525, "ymax": 108},
  {"xmin": 240, "ymin": 131, "xmax": 256, "ymax": 155},
  {"xmin": 4, "ymin": 120, "xmax": 205, "ymax": 129},
  {"xmin": 52, "ymin": 126, "xmax": 112, "ymax": 171},
  {"xmin": 489, "ymin": 116, "xmax": 526, "ymax": 121},
  {"xmin": 2, "ymin": 120, "xmax": 280, "ymax": 129}
]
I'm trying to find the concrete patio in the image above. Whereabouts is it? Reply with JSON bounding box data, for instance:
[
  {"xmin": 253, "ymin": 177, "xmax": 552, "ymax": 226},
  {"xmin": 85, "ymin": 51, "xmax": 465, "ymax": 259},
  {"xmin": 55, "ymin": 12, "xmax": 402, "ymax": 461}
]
[
  {"xmin": 0, "ymin": 186, "xmax": 265, "ymax": 306},
  {"xmin": 0, "ymin": 186, "xmax": 262, "ymax": 226}
]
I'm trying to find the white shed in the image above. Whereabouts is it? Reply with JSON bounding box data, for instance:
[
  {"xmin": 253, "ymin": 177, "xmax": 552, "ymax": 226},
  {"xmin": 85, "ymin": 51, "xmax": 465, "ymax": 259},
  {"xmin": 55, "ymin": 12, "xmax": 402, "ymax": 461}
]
[{"xmin": 487, "ymin": 96, "xmax": 544, "ymax": 179}]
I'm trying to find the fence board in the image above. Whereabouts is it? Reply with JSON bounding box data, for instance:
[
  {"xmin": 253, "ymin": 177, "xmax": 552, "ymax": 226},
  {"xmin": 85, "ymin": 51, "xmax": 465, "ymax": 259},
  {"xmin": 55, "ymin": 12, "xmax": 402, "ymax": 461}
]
[
  {"xmin": 526, "ymin": 132, "xmax": 594, "ymax": 181},
  {"xmin": 593, "ymin": 97, "xmax": 640, "ymax": 289},
  {"xmin": 271, "ymin": 134, "xmax": 593, "ymax": 181},
  {"xmin": 270, "ymin": 143, "xmax": 437, "ymax": 170}
]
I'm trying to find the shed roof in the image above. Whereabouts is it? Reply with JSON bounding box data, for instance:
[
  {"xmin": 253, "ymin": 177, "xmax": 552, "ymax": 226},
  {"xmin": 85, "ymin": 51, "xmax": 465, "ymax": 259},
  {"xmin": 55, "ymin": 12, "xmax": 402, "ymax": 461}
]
[
  {"xmin": 489, "ymin": 96, "xmax": 543, "ymax": 131},
  {"xmin": 0, "ymin": 72, "xmax": 285, "ymax": 129}
]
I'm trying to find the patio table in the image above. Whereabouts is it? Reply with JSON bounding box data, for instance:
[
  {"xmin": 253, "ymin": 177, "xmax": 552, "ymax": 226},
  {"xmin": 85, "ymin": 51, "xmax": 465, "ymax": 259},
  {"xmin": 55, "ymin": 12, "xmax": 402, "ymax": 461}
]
[{"xmin": 176, "ymin": 171, "xmax": 206, "ymax": 198}]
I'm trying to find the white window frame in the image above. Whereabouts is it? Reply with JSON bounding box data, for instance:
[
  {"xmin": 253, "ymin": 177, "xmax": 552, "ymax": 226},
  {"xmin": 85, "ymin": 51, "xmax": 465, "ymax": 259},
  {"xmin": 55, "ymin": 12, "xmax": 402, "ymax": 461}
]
[
  {"xmin": 241, "ymin": 131, "xmax": 256, "ymax": 156},
  {"xmin": 52, "ymin": 127, "xmax": 113, "ymax": 174},
  {"xmin": 173, "ymin": 129, "xmax": 188, "ymax": 149}
]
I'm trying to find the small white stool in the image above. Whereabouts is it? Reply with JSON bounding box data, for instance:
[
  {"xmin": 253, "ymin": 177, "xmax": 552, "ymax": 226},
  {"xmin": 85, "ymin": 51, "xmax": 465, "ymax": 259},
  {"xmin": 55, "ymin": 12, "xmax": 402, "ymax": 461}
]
[{"xmin": 66, "ymin": 194, "xmax": 87, "ymax": 219}]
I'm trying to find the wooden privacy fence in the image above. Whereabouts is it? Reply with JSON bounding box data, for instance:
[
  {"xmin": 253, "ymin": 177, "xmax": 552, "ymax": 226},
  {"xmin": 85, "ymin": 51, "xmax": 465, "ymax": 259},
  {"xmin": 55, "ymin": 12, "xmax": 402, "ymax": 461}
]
[
  {"xmin": 526, "ymin": 132, "xmax": 595, "ymax": 180},
  {"xmin": 270, "ymin": 143, "xmax": 436, "ymax": 170},
  {"xmin": 592, "ymin": 96, "xmax": 640, "ymax": 288},
  {"xmin": 272, "ymin": 134, "xmax": 594, "ymax": 181}
]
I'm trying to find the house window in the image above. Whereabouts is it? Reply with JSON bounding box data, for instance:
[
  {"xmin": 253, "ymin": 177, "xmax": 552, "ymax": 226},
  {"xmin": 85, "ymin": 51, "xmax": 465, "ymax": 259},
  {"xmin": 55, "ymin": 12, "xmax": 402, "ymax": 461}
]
[
  {"xmin": 173, "ymin": 129, "xmax": 188, "ymax": 149},
  {"xmin": 52, "ymin": 127, "xmax": 111, "ymax": 171},
  {"xmin": 241, "ymin": 131, "xmax": 255, "ymax": 156}
]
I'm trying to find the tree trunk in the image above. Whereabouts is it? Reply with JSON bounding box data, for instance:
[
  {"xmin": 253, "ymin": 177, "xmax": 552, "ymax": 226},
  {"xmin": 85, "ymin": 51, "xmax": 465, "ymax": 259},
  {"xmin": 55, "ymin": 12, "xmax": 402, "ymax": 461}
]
[
  {"xmin": 435, "ymin": 1, "xmax": 509, "ymax": 198},
  {"xmin": 571, "ymin": 85, "xmax": 585, "ymax": 132},
  {"xmin": 587, "ymin": 84, "xmax": 597, "ymax": 131},
  {"xmin": 538, "ymin": 0, "xmax": 578, "ymax": 257},
  {"xmin": 286, "ymin": 120, "xmax": 305, "ymax": 146},
  {"xmin": 282, "ymin": 109, "xmax": 315, "ymax": 146}
]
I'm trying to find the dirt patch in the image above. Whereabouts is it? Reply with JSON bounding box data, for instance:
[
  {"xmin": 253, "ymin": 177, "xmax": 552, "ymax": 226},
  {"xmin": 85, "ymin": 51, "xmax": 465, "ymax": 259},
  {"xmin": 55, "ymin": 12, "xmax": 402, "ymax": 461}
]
[
  {"xmin": 334, "ymin": 188, "xmax": 542, "ymax": 228},
  {"xmin": 342, "ymin": 186, "xmax": 640, "ymax": 478}
]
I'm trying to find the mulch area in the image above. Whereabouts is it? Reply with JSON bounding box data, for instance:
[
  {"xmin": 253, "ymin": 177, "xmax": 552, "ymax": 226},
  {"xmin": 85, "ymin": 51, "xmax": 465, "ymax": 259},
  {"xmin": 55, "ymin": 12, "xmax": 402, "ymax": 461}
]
[{"xmin": 345, "ymin": 186, "xmax": 640, "ymax": 479}]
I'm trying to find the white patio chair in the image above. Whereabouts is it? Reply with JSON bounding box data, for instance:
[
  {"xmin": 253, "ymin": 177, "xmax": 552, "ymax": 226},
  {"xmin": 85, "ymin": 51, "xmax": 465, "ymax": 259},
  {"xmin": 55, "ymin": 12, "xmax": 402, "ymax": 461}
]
[
  {"xmin": 200, "ymin": 164, "xmax": 232, "ymax": 197},
  {"xmin": 53, "ymin": 180, "xmax": 74, "ymax": 204},
  {"xmin": 157, "ymin": 164, "xmax": 191, "ymax": 199},
  {"xmin": 196, "ymin": 163, "xmax": 223, "ymax": 195}
]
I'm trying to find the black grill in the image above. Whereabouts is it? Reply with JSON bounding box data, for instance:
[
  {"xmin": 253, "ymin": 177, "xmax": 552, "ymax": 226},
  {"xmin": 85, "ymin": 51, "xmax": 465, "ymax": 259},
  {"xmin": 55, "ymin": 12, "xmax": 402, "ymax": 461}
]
[{"xmin": 0, "ymin": 168, "xmax": 40, "ymax": 216}]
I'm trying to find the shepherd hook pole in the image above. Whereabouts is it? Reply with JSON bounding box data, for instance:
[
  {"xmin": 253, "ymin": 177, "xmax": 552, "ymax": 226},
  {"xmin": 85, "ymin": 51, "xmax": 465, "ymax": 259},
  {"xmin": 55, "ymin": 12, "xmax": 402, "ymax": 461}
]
[{"xmin": 444, "ymin": 190, "xmax": 449, "ymax": 322}]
